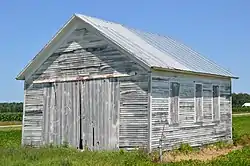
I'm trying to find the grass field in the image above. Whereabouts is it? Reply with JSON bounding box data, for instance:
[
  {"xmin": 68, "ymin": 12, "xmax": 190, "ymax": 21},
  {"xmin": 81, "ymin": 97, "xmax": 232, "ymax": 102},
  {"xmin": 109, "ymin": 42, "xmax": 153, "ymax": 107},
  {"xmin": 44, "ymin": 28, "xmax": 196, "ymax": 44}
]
[
  {"xmin": 0, "ymin": 127, "xmax": 21, "ymax": 148},
  {"xmin": 233, "ymin": 115, "xmax": 250, "ymax": 136},
  {"xmin": 0, "ymin": 116, "xmax": 249, "ymax": 165}
]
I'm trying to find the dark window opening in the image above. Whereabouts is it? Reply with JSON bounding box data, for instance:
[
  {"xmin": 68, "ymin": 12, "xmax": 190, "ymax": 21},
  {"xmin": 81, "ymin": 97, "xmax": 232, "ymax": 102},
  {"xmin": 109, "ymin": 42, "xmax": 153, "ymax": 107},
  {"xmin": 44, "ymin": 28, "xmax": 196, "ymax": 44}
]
[{"xmin": 213, "ymin": 85, "xmax": 220, "ymax": 120}]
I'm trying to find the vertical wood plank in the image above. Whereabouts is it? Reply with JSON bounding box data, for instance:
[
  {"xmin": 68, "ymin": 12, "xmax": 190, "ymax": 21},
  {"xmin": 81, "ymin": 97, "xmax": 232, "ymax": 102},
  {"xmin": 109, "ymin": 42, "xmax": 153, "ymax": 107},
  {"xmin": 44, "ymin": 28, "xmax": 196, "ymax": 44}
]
[
  {"xmin": 61, "ymin": 83, "xmax": 65, "ymax": 144},
  {"xmin": 148, "ymin": 72, "xmax": 152, "ymax": 152},
  {"xmin": 43, "ymin": 85, "xmax": 49, "ymax": 144},
  {"xmin": 58, "ymin": 83, "xmax": 62, "ymax": 145},
  {"xmin": 76, "ymin": 81, "xmax": 80, "ymax": 148},
  {"xmin": 116, "ymin": 79, "xmax": 120, "ymax": 149}
]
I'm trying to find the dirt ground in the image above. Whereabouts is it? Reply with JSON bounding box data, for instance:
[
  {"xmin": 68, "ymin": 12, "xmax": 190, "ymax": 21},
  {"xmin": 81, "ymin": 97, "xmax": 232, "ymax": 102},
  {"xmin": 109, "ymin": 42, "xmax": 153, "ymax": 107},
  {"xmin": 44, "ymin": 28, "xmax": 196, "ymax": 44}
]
[
  {"xmin": 163, "ymin": 145, "xmax": 243, "ymax": 162},
  {"xmin": 0, "ymin": 121, "xmax": 22, "ymax": 126}
]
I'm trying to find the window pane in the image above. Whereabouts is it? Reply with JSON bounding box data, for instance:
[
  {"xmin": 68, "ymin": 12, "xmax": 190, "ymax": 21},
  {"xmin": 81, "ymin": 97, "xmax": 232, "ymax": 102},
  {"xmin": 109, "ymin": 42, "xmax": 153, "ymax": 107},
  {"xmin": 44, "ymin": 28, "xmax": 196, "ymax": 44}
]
[
  {"xmin": 195, "ymin": 84, "xmax": 202, "ymax": 121},
  {"xmin": 170, "ymin": 82, "xmax": 180, "ymax": 124},
  {"xmin": 213, "ymin": 85, "xmax": 220, "ymax": 120}
]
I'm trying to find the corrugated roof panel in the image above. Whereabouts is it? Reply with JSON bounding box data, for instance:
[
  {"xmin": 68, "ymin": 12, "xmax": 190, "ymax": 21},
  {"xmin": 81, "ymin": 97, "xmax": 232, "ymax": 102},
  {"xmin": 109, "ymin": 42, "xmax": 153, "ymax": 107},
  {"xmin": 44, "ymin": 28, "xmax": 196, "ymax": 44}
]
[
  {"xmin": 129, "ymin": 29, "xmax": 233, "ymax": 77},
  {"xmin": 76, "ymin": 14, "xmax": 235, "ymax": 78}
]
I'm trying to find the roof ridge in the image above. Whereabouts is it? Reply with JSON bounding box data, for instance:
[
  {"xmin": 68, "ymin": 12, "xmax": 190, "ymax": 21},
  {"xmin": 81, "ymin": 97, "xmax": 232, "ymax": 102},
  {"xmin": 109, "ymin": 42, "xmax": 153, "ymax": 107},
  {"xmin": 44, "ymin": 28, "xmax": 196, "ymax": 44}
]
[{"xmin": 75, "ymin": 13, "xmax": 123, "ymax": 26}]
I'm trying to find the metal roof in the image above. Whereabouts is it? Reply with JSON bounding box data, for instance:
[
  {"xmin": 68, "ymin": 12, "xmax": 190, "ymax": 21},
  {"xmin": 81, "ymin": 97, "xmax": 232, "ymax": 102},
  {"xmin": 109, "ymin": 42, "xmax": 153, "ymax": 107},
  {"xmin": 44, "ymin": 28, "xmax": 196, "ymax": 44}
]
[
  {"xmin": 77, "ymin": 14, "xmax": 236, "ymax": 78},
  {"xmin": 17, "ymin": 14, "xmax": 237, "ymax": 80}
]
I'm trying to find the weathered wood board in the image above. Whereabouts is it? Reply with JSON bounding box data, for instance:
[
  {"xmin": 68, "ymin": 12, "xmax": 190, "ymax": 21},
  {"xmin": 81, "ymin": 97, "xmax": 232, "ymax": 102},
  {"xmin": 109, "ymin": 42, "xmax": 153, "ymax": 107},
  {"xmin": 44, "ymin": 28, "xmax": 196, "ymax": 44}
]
[
  {"xmin": 22, "ymin": 25, "xmax": 149, "ymax": 149},
  {"xmin": 150, "ymin": 71, "xmax": 232, "ymax": 150}
]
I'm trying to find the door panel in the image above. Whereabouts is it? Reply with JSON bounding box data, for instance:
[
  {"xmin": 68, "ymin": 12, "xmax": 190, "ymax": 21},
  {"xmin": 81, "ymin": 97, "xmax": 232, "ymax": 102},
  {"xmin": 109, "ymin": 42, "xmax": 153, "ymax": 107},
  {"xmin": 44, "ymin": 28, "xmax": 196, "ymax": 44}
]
[
  {"xmin": 81, "ymin": 78, "xmax": 119, "ymax": 150},
  {"xmin": 42, "ymin": 82, "xmax": 80, "ymax": 148},
  {"xmin": 42, "ymin": 78, "xmax": 119, "ymax": 150}
]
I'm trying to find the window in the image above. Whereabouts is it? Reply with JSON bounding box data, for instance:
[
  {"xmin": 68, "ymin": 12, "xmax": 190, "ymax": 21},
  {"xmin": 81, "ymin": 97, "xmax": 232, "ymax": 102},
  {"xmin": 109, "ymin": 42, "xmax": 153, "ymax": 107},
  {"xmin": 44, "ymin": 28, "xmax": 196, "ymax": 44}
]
[
  {"xmin": 213, "ymin": 85, "xmax": 220, "ymax": 120},
  {"xmin": 178, "ymin": 82, "xmax": 195, "ymax": 123},
  {"xmin": 170, "ymin": 82, "xmax": 180, "ymax": 124},
  {"xmin": 195, "ymin": 84, "xmax": 203, "ymax": 121}
]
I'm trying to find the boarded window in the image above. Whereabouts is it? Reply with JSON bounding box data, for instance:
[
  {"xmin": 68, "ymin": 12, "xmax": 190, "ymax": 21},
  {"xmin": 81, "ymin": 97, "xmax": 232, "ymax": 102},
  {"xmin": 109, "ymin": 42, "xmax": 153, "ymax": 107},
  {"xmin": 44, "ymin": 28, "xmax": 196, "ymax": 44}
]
[
  {"xmin": 213, "ymin": 85, "xmax": 220, "ymax": 120},
  {"xmin": 170, "ymin": 82, "xmax": 180, "ymax": 124},
  {"xmin": 203, "ymin": 84, "xmax": 213, "ymax": 121},
  {"xmin": 179, "ymin": 82, "xmax": 195, "ymax": 123},
  {"xmin": 195, "ymin": 84, "xmax": 203, "ymax": 121}
]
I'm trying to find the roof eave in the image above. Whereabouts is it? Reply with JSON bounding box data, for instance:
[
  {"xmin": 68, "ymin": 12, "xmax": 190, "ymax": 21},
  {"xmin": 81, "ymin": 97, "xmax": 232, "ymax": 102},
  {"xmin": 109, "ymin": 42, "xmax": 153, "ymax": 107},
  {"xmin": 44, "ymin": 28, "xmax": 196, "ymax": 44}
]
[
  {"xmin": 16, "ymin": 75, "xmax": 24, "ymax": 80},
  {"xmin": 151, "ymin": 66, "xmax": 239, "ymax": 79}
]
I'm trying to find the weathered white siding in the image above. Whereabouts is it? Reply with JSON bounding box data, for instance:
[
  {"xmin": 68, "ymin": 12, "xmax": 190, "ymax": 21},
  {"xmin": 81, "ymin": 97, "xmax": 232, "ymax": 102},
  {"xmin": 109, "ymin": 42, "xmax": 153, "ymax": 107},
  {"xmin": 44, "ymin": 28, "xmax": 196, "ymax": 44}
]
[
  {"xmin": 81, "ymin": 78, "xmax": 120, "ymax": 150},
  {"xmin": 23, "ymin": 83, "xmax": 44, "ymax": 146},
  {"xmin": 42, "ymin": 82, "xmax": 80, "ymax": 148},
  {"xmin": 151, "ymin": 71, "xmax": 232, "ymax": 150},
  {"xmin": 119, "ymin": 74, "xmax": 149, "ymax": 149},
  {"xmin": 32, "ymin": 27, "xmax": 146, "ymax": 82},
  {"xmin": 23, "ymin": 25, "xmax": 149, "ymax": 149},
  {"xmin": 22, "ymin": 22, "xmax": 232, "ymax": 151}
]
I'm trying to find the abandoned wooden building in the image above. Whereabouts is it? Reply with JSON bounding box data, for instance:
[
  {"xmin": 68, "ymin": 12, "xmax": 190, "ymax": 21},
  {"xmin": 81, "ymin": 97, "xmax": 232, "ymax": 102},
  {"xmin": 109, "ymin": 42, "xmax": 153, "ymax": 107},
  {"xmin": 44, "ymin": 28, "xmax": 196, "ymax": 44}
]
[{"xmin": 16, "ymin": 14, "xmax": 238, "ymax": 151}]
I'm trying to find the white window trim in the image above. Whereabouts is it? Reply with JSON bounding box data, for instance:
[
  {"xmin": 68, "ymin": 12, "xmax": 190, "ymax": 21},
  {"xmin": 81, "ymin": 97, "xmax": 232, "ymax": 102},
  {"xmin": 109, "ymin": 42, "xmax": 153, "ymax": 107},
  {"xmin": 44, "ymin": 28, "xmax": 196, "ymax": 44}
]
[
  {"xmin": 212, "ymin": 84, "xmax": 220, "ymax": 121},
  {"xmin": 194, "ymin": 83, "xmax": 203, "ymax": 122}
]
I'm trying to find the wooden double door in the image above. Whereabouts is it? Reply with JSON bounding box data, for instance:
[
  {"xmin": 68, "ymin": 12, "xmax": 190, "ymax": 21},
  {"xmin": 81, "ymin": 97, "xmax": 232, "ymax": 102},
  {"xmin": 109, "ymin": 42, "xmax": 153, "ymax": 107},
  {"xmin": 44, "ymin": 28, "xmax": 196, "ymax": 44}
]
[{"xmin": 42, "ymin": 78, "xmax": 119, "ymax": 150}]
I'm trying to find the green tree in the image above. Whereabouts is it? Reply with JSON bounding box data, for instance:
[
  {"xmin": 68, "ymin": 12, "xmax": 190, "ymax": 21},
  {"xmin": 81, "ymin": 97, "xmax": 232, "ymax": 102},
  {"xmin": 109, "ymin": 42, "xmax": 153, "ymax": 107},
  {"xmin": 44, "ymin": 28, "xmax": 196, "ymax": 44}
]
[
  {"xmin": 0, "ymin": 102, "xmax": 23, "ymax": 113},
  {"xmin": 232, "ymin": 93, "xmax": 250, "ymax": 107}
]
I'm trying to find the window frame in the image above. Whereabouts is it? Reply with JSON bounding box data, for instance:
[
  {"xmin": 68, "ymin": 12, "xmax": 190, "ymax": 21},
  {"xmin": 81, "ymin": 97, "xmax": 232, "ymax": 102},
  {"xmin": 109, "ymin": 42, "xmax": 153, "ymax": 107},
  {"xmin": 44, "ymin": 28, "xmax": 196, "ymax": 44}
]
[
  {"xmin": 169, "ymin": 81, "xmax": 180, "ymax": 125},
  {"xmin": 212, "ymin": 84, "xmax": 220, "ymax": 121},
  {"xmin": 194, "ymin": 83, "xmax": 203, "ymax": 122}
]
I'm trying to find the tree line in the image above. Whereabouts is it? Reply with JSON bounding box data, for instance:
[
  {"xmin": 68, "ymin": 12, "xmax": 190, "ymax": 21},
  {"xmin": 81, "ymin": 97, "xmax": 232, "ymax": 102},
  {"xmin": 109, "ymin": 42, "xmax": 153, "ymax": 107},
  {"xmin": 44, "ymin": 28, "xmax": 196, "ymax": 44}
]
[
  {"xmin": 232, "ymin": 93, "xmax": 250, "ymax": 107},
  {"xmin": 0, "ymin": 102, "xmax": 23, "ymax": 113}
]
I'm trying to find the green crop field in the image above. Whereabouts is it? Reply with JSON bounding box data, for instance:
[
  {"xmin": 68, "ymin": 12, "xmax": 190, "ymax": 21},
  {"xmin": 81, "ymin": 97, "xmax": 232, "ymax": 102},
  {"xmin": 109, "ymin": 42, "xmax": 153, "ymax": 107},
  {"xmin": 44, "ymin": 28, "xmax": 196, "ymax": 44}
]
[{"xmin": 0, "ymin": 116, "xmax": 249, "ymax": 166}]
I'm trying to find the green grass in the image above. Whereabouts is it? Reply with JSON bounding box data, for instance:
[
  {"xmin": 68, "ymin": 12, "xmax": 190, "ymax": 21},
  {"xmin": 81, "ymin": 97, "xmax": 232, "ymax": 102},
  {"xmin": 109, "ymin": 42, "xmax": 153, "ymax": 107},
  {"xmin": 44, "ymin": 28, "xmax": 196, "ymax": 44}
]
[
  {"xmin": 233, "ymin": 107, "xmax": 250, "ymax": 114},
  {"xmin": 0, "ymin": 148, "xmax": 154, "ymax": 166},
  {"xmin": 0, "ymin": 146, "xmax": 249, "ymax": 166},
  {"xmin": 0, "ymin": 116, "xmax": 249, "ymax": 165},
  {"xmin": 0, "ymin": 127, "xmax": 21, "ymax": 148},
  {"xmin": 233, "ymin": 116, "xmax": 250, "ymax": 136}
]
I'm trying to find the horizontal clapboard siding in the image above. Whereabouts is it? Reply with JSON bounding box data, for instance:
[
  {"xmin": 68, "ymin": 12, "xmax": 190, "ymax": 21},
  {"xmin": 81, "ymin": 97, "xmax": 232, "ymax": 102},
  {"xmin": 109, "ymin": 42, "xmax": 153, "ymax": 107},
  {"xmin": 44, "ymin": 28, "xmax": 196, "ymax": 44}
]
[
  {"xmin": 151, "ymin": 71, "xmax": 232, "ymax": 150},
  {"xmin": 119, "ymin": 74, "xmax": 149, "ymax": 149},
  {"xmin": 151, "ymin": 76, "xmax": 169, "ymax": 148},
  {"xmin": 33, "ymin": 28, "xmax": 146, "ymax": 82},
  {"xmin": 23, "ymin": 83, "xmax": 44, "ymax": 146}
]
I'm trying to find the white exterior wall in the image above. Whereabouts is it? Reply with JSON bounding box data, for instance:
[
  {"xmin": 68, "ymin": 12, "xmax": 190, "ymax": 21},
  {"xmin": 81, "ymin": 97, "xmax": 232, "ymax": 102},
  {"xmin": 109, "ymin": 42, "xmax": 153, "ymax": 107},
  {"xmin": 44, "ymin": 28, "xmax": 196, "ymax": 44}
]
[{"xmin": 150, "ymin": 70, "xmax": 232, "ymax": 150}]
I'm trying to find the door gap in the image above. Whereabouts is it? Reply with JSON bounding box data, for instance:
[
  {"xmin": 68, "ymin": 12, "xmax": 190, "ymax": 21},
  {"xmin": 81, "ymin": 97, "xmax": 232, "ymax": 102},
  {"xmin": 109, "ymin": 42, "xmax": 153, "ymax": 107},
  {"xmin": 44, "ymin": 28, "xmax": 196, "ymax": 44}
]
[
  {"xmin": 92, "ymin": 125, "xmax": 95, "ymax": 148},
  {"xmin": 79, "ymin": 82, "xmax": 83, "ymax": 150}
]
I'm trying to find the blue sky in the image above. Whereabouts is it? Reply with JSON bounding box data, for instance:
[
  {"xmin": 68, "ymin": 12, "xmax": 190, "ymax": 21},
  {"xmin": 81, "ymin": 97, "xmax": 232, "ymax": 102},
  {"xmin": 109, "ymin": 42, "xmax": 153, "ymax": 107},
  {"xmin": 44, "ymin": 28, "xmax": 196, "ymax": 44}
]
[{"xmin": 0, "ymin": 0, "xmax": 249, "ymax": 102}]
